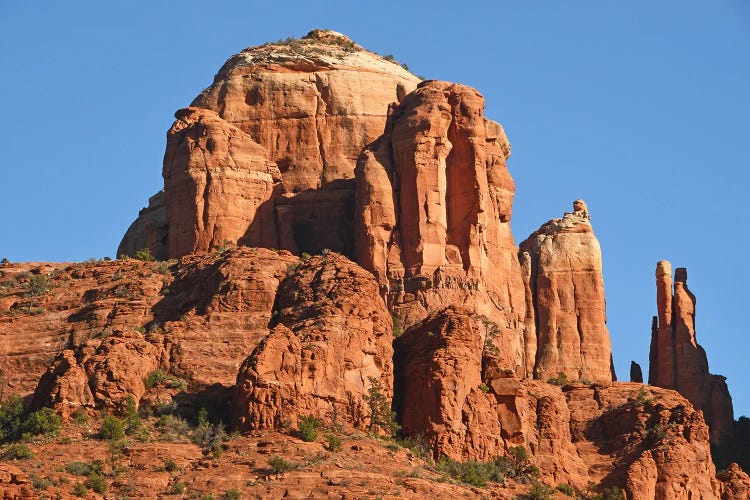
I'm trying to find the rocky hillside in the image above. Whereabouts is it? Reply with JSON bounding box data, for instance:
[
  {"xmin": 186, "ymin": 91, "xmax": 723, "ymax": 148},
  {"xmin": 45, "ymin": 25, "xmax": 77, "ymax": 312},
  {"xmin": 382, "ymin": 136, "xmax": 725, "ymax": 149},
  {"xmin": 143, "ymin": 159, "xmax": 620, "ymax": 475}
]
[{"xmin": 2, "ymin": 30, "xmax": 749, "ymax": 499}]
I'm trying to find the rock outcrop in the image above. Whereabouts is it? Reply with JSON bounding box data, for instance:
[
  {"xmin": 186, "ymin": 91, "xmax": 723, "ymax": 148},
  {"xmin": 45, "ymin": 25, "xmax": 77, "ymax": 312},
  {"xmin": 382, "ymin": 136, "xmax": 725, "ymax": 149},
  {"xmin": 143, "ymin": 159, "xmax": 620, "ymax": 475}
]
[
  {"xmin": 120, "ymin": 30, "xmax": 421, "ymax": 258},
  {"xmin": 394, "ymin": 306, "xmax": 723, "ymax": 497},
  {"xmin": 163, "ymin": 107, "xmax": 282, "ymax": 257},
  {"xmin": 355, "ymin": 80, "xmax": 527, "ymax": 376},
  {"xmin": 232, "ymin": 253, "xmax": 393, "ymax": 432},
  {"xmin": 32, "ymin": 330, "xmax": 166, "ymax": 417},
  {"xmin": 519, "ymin": 200, "xmax": 614, "ymax": 384},
  {"xmin": 117, "ymin": 190, "xmax": 169, "ymax": 260},
  {"xmin": 648, "ymin": 260, "xmax": 734, "ymax": 447},
  {"xmin": 0, "ymin": 248, "xmax": 297, "ymax": 398},
  {"xmin": 630, "ymin": 361, "xmax": 644, "ymax": 383}
]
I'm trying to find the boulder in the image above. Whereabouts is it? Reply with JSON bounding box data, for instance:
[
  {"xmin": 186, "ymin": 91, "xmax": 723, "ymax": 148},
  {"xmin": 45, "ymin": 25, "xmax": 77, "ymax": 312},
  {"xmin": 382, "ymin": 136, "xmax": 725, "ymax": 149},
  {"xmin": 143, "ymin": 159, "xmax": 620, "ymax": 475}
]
[{"xmin": 232, "ymin": 253, "xmax": 393, "ymax": 431}]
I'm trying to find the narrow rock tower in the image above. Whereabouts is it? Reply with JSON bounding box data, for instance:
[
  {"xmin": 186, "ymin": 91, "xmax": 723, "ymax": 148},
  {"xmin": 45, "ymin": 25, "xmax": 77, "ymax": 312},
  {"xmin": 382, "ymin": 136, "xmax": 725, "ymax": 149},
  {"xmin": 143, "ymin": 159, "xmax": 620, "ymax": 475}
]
[{"xmin": 648, "ymin": 260, "xmax": 734, "ymax": 446}]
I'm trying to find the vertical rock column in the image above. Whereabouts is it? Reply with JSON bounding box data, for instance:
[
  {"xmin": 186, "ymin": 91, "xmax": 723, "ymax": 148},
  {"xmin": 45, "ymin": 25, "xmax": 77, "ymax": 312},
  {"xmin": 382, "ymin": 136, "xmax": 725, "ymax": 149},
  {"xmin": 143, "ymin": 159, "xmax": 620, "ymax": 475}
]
[
  {"xmin": 519, "ymin": 200, "xmax": 614, "ymax": 384},
  {"xmin": 648, "ymin": 261, "xmax": 734, "ymax": 446}
]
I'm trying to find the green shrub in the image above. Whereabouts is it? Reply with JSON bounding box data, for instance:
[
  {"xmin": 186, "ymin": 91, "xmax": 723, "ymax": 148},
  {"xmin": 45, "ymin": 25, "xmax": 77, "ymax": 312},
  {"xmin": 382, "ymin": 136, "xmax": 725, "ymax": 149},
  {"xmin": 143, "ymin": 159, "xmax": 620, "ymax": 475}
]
[
  {"xmin": 325, "ymin": 432, "xmax": 342, "ymax": 452},
  {"xmin": 391, "ymin": 313, "xmax": 403, "ymax": 336},
  {"xmin": 0, "ymin": 396, "xmax": 24, "ymax": 442},
  {"xmin": 223, "ymin": 489, "xmax": 242, "ymax": 500},
  {"xmin": 134, "ymin": 248, "xmax": 154, "ymax": 262},
  {"xmin": 519, "ymin": 481, "xmax": 554, "ymax": 499},
  {"xmin": 85, "ymin": 473, "xmax": 107, "ymax": 494},
  {"xmin": 144, "ymin": 370, "xmax": 187, "ymax": 391},
  {"xmin": 1, "ymin": 443, "xmax": 34, "ymax": 459},
  {"xmin": 100, "ymin": 414, "xmax": 125, "ymax": 440},
  {"xmin": 121, "ymin": 395, "xmax": 142, "ymax": 434},
  {"xmin": 367, "ymin": 377, "xmax": 400, "ymax": 437},
  {"xmin": 634, "ymin": 387, "xmax": 655, "ymax": 407},
  {"xmin": 297, "ymin": 415, "xmax": 322, "ymax": 442},
  {"xmin": 268, "ymin": 456, "xmax": 294, "ymax": 474},
  {"xmin": 22, "ymin": 407, "xmax": 62, "ymax": 438},
  {"xmin": 192, "ymin": 408, "xmax": 227, "ymax": 456},
  {"xmin": 72, "ymin": 408, "xmax": 89, "ymax": 426},
  {"xmin": 164, "ymin": 457, "xmax": 179, "ymax": 472},
  {"xmin": 478, "ymin": 383, "xmax": 490, "ymax": 393},
  {"xmin": 72, "ymin": 482, "xmax": 87, "ymax": 497},
  {"xmin": 547, "ymin": 372, "xmax": 569, "ymax": 387},
  {"xmin": 556, "ymin": 483, "xmax": 576, "ymax": 496},
  {"xmin": 65, "ymin": 461, "xmax": 102, "ymax": 476},
  {"xmin": 30, "ymin": 473, "xmax": 51, "ymax": 490},
  {"xmin": 170, "ymin": 481, "xmax": 186, "ymax": 494}
]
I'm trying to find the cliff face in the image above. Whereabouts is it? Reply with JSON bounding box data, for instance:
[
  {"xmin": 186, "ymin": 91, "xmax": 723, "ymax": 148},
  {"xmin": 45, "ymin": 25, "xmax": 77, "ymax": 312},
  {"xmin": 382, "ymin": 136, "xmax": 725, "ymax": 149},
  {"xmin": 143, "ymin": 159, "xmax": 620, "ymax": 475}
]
[
  {"xmin": 519, "ymin": 200, "xmax": 615, "ymax": 384},
  {"xmin": 393, "ymin": 307, "xmax": 726, "ymax": 497},
  {"xmin": 5, "ymin": 31, "xmax": 748, "ymax": 499},
  {"xmin": 649, "ymin": 260, "xmax": 734, "ymax": 447},
  {"xmin": 355, "ymin": 80, "xmax": 527, "ymax": 376},
  {"xmin": 120, "ymin": 30, "xmax": 420, "ymax": 259}
]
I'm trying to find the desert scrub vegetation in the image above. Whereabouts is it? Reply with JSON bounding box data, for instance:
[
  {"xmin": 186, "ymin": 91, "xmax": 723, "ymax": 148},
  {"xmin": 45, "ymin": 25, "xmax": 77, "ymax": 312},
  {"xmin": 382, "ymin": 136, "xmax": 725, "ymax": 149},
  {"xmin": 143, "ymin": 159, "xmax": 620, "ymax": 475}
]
[
  {"xmin": 99, "ymin": 414, "xmax": 126, "ymax": 440},
  {"xmin": 547, "ymin": 372, "xmax": 570, "ymax": 387},
  {"xmin": 433, "ymin": 446, "xmax": 538, "ymax": 487},
  {"xmin": 367, "ymin": 376, "xmax": 400, "ymax": 437},
  {"xmin": 268, "ymin": 455, "xmax": 294, "ymax": 474},
  {"xmin": 144, "ymin": 370, "xmax": 188, "ymax": 391},
  {"xmin": 297, "ymin": 415, "xmax": 322, "ymax": 442},
  {"xmin": 1, "ymin": 443, "xmax": 34, "ymax": 460},
  {"xmin": 192, "ymin": 408, "xmax": 228, "ymax": 457},
  {"xmin": 0, "ymin": 396, "xmax": 62, "ymax": 443}
]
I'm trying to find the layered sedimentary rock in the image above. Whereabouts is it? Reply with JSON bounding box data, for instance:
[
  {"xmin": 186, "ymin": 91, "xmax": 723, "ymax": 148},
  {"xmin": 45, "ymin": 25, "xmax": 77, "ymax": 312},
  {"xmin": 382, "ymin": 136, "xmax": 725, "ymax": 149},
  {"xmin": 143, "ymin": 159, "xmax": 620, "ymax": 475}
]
[
  {"xmin": 232, "ymin": 253, "xmax": 393, "ymax": 431},
  {"xmin": 121, "ymin": 30, "xmax": 420, "ymax": 258},
  {"xmin": 117, "ymin": 190, "xmax": 169, "ymax": 260},
  {"xmin": 32, "ymin": 331, "xmax": 166, "ymax": 418},
  {"xmin": 0, "ymin": 248, "xmax": 297, "ymax": 398},
  {"xmin": 394, "ymin": 306, "xmax": 724, "ymax": 497},
  {"xmin": 163, "ymin": 107, "xmax": 282, "ymax": 257},
  {"xmin": 648, "ymin": 261, "xmax": 734, "ymax": 447},
  {"xmin": 355, "ymin": 80, "xmax": 526, "ymax": 375},
  {"xmin": 519, "ymin": 200, "xmax": 614, "ymax": 384}
]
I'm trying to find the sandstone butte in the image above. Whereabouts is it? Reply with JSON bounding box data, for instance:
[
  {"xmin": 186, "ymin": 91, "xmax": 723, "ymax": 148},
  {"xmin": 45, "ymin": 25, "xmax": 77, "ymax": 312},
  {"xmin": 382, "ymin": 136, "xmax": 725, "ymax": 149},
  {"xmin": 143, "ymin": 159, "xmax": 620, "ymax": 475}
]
[
  {"xmin": 648, "ymin": 261, "xmax": 734, "ymax": 448},
  {"xmin": 1, "ymin": 30, "xmax": 748, "ymax": 499}
]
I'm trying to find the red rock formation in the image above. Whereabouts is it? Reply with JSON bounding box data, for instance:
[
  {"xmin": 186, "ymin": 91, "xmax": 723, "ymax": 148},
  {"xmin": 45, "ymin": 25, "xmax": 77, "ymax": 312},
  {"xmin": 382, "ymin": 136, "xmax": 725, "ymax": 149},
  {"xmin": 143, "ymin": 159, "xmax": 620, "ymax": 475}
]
[
  {"xmin": 648, "ymin": 260, "xmax": 734, "ymax": 447},
  {"xmin": 32, "ymin": 330, "xmax": 165, "ymax": 418},
  {"xmin": 718, "ymin": 463, "xmax": 750, "ymax": 500},
  {"xmin": 0, "ymin": 464, "xmax": 34, "ymax": 499},
  {"xmin": 162, "ymin": 107, "xmax": 282, "ymax": 257},
  {"xmin": 355, "ymin": 80, "xmax": 526, "ymax": 376},
  {"xmin": 0, "ymin": 248, "xmax": 297, "ymax": 398},
  {"xmin": 394, "ymin": 306, "xmax": 722, "ymax": 496},
  {"xmin": 117, "ymin": 190, "xmax": 169, "ymax": 261},
  {"xmin": 519, "ymin": 200, "xmax": 614, "ymax": 384},
  {"xmin": 232, "ymin": 253, "xmax": 393, "ymax": 432},
  {"xmin": 121, "ymin": 30, "xmax": 420, "ymax": 258}
]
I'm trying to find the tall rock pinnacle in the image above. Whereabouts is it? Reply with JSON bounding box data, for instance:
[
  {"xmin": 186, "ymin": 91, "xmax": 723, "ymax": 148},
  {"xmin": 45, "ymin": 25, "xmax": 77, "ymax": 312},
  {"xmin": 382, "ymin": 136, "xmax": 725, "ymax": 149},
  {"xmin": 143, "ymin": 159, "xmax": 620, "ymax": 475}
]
[
  {"xmin": 519, "ymin": 200, "xmax": 615, "ymax": 384},
  {"xmin": 354, "ymin": 80, "xmax": 527, "ymax": 376},
  {"xmin": 648, "ymin": 260, "xmax": 734, "ymax": 446}
]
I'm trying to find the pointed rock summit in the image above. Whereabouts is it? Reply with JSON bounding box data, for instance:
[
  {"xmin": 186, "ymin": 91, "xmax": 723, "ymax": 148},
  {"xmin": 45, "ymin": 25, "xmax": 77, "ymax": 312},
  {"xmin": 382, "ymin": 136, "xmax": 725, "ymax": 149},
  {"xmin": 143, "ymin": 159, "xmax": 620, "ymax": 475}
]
[
  {"xmin": 519, "ymin": 200, "xmax": 614, "ymax": 384},
  {"xmin": 648, "ymin": 260, "xmax": 734, "ymax": 446}
]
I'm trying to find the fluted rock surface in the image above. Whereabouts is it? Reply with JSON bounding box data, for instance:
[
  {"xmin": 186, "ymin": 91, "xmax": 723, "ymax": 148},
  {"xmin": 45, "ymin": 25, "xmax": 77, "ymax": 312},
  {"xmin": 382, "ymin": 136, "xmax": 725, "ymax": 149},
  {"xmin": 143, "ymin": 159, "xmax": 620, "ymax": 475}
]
[
  {"xmin": 355, "ymin": 80, "xmax": 526, "ymax": 375},
  {"xmin": 519, "ymin": 200, "xmax": 614, "ymax": 383},
  {"xmin": 163, "ymin": 107, "xmax": 281, "ymax": 257},
  {"xmin": 394, "ymin": 306, "xmax": 723, "ymax": 497},
  {"xmin": 120, "ymin": 30, "xmax": 420, "ymax": 258},
  {"xmin": 648, "ymin": 260, "xmax": 734, "ymax": 447},
  {"xmin": 232, "ymin": 253, "xmax": 393, "ymax": 432}
]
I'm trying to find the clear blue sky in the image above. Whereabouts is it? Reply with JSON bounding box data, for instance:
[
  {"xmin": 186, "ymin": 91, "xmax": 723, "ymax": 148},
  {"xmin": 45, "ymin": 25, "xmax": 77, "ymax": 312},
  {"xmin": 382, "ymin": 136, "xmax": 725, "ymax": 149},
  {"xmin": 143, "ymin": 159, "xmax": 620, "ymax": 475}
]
[{"xmin": 1, "ymin": 1, "xmax": 748, "ymax": 416}]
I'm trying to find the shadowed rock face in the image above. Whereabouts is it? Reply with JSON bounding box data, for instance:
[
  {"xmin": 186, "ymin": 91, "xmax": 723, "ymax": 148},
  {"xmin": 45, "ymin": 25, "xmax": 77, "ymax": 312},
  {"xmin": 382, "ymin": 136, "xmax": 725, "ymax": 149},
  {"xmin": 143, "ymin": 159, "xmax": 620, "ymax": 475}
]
[
  {"xmin": 231, "ymin": 254, "xmax": 393, "ymax": 432},
  {"xmin": 519, "ymin": 200, "xmax": 614, "ymax": 384},
  {"xmin": 120, "ymin": 31, "xmax": 420, "ymax": 259},
  {"xmin": 649, "ymin": 260, "xmax": 734, "ymax": 447},
  {"xmin": 355, "ymin": 80, "xmax": 526, "ymax": 376}
]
